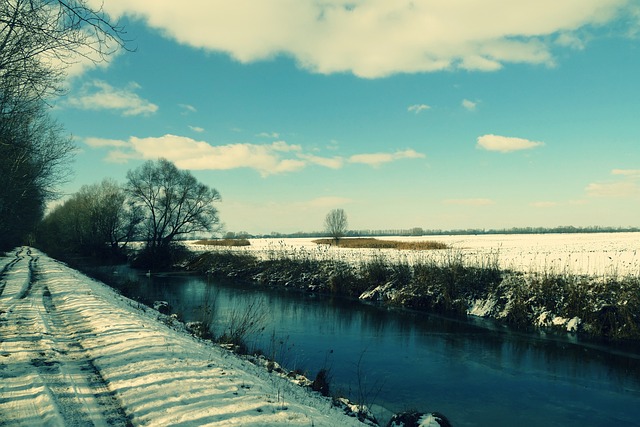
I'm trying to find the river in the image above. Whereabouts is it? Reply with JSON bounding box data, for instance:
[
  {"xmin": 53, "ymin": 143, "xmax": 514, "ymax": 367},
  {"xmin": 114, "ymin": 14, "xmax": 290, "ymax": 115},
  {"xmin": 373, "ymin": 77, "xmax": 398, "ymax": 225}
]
[{"xmin": 87, "ymin": 263, "xmax": 640, "ymax": 427}]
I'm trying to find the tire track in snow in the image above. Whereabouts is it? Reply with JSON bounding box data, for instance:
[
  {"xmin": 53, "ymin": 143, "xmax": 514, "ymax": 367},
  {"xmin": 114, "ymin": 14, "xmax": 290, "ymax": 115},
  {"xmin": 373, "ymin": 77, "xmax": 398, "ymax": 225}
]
[
  {"xmin": 0, "ymin": 249, "xmax": 132, "ymax": 426},
  {"xmin": 17, "ymin": 252, "xmax": 38, "ymax": 299},
  {"xmin": 0, "ymin": 248, "xmax": 24, "ymax": 298}
]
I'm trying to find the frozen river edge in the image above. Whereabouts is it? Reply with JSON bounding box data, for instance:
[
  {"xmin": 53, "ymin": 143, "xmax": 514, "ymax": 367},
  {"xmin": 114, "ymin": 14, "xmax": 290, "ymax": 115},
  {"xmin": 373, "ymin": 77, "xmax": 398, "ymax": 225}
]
[{"xmin": 0, "ymin": 248, "xmax": 383, "ymax": 426}]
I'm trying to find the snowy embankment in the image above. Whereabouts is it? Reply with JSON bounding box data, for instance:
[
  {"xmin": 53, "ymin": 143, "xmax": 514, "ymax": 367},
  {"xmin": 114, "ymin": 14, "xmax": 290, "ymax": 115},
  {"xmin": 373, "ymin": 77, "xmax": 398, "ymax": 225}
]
[
  {"xmin": 189, "ymin": 232, "xmax": 640, "ymax": 277},
  {"xmin": 0, "ymin": 247, "xmax": 373, "ymax": 426},
  {"xmin": 186, "ymin": 233, "xmax": 640, "ymax": 340}
]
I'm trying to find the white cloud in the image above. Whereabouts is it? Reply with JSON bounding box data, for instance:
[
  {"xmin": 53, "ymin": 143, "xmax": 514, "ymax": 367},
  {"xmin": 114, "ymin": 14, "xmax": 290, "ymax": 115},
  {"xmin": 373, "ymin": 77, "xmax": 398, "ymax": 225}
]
[
  {"xmin": 68, "ymin": 80, "xmax": 158, "ymax": 116},
  {"xmin": 257, "ymin": 132, "xmax": 281, "ymax": 139},
  {"xmin": 298, "ymin": 154, "xmax": 344, "ymax": 169},
  {"xmin": 476, "ymin": 134, "xmax": 544, "ymax": 153},
  {"xmin": 41, "ymin": 28, "xmax": 123, "ymax": 79},
  {"xmin": 271, "ymin": 140, "xmax": 302, "ymax": 152},
  {"xmin": 179, "ymin": 104, "xmax": 197, "ymax": 114},
  {"xmin": 189, "ymin": 126, "xmax": 205, "ymax": 133},
  {"xmin": 96, "ymin": 0, "xmax": 632, "ymax": 78},
  {"xmin": 83, "ymin": 137, "xmax": 129, "ymax": 148},
  {"xmin": 555, "ymin": 32, "xmax": 587, "ymax": 50},
  {"xmin": 408, "ymin": 104, "xmax": 430, "ymax": 114},
  {"xmin": 612, "ymin": 169, "xmax": 640, "ymax": 178},
  {"xmin": 87, "ymin": 133, "xmax": 424, "ymax": 175},
  {"xmin": 462, "ymin": 99, "xmax": 478, "ymax": 111},
  {"xmin": 585, "ymin": 181, "xmax": 639, "ymax": 198},
  {"xmin": 128, "ymin": 135, "xmax": 305, "ymax": 176},
  {"xmin": 585, "ymin": 169, "xmax": 640, "ymax": 198},
  {"xmin": 349, "ymin": 149, "xmax": 425, "ymax": 167},
  {"xmin": 530, "ymin": 201, "xmax": 558, "ymax": 208},
  {"xmin": 443, "ymin": 198, "xmax": 495, "ymax": 206}
]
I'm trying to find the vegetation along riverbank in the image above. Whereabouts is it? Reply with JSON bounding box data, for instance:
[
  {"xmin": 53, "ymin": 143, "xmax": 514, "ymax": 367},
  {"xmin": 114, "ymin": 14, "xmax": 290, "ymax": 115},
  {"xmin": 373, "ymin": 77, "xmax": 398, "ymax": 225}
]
[{"xmin": 184, "ymin": 238, "xmax": 640, "ymax": 342}]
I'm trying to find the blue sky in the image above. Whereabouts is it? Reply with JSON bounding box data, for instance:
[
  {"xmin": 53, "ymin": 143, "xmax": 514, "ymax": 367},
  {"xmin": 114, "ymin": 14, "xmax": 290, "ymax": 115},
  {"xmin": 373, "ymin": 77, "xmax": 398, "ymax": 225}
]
[{"xmin": 51, "ymin": 1, "xmax": 640, "ymax": 234}]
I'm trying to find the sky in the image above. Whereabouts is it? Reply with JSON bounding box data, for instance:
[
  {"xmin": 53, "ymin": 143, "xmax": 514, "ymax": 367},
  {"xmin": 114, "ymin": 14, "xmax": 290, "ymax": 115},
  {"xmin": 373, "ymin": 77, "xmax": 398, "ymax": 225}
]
[{"xmin": 50, "ymin": 0, "xmax": 640, "ymax": 235}]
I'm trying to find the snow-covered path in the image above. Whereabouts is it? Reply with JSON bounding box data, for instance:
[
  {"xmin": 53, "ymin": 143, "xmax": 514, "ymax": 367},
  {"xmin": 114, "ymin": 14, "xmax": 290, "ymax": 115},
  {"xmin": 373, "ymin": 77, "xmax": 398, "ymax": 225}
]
[{"xmin": 0, "ymin": 248, "xmax": 370, "ymax": 426}]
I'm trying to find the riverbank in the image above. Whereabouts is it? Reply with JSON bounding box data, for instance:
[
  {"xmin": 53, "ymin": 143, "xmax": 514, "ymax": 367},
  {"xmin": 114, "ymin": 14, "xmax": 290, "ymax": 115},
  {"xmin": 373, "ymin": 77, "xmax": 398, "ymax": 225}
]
[
  {"xmin": 184, "ymin": 241, "xmax": 640, "ymax": 341},
  {"xmin": 0, "ymin": 248, "xmax": 390, "ymax": 426}
]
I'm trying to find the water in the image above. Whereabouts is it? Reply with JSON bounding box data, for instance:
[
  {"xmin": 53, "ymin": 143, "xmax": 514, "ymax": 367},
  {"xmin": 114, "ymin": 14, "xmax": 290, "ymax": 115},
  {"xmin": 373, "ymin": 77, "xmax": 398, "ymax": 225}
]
[{"xmin": 93, "ymin": 265, "xmax": 640, "ymax": 427}]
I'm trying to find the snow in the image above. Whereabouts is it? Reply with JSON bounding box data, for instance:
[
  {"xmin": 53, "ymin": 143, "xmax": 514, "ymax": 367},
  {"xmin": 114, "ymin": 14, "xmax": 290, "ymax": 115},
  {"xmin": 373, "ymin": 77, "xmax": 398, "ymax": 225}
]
[
  {"xmin": 189, "ymin": 232, "xmax": 640, "ymax": 277},
  {"xmin": 0, "ymin": 248, "xmax": 372, "ymax": 426},
  {"xmin": 535, "ymin": 312, "xmax": 582, "ymax": 333},
  {"xmin": 466, "ymin": 298, "xmax": 497, "ymax": 317},
  {"xmin": 418, "ymin": 414, "xmax": 445, "ymax": 427}
]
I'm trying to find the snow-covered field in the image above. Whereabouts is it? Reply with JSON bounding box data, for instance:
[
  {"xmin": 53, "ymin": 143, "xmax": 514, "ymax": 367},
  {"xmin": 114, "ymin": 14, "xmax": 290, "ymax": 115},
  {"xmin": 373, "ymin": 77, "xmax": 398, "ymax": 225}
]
[
  {"xmin": 0, "ymin": 248, "xmax": 372, "ymax": 426},
  {"xmin": 189, "ymin": 232, "xmax": 640, "ymax": 277}
]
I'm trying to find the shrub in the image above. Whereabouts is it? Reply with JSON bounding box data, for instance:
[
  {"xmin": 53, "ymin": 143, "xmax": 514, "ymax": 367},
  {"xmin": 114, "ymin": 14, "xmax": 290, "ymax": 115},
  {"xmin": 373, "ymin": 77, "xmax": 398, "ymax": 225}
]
[
  {"xmin": 311, "ymin": 368, "xmax": 331, "ymax": 396},
  {"xmin": 360, "ymin": 256, "xmax": 389, "ymax": 286},
  {"xmin": 131, "ymin": 243, "xmax": 192, "ymax": 269}
]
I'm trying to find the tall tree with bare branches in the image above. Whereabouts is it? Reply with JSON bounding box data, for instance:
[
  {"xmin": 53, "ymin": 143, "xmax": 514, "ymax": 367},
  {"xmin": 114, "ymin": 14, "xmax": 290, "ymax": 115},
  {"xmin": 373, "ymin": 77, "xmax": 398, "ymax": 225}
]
[
  {"xmin": 126, "ymin": 159, "xmax": 221, "ymax": 259},
  {"xmin": 325, "ymin": 208, "xmax": 348, "ymax": 245},
  {"xmin": 0, "ymin": 0, "xmax": 127, "ymax": 250}
]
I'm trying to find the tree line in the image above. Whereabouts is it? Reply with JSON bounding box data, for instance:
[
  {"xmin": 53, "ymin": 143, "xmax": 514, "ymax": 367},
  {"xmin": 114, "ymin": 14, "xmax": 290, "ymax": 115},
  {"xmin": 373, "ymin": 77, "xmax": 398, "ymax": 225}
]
[
  {"xmin": 242, "ymin": 224, "xmax": 640, "ymax": 240},
  {"xmin": 0, "ymin": 0, "xmax": 126, "ymax": 251},
  {"xmin": 37, "ymin": 159, "xmax": 221, "ymax": 266}
]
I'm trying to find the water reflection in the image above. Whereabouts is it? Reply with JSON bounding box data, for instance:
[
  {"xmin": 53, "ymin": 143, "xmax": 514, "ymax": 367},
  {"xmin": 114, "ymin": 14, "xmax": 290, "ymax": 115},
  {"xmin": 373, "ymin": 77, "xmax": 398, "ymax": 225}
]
[{"xmin": 90, "ymin": 265, "xmax": 640, "ymax": 427}]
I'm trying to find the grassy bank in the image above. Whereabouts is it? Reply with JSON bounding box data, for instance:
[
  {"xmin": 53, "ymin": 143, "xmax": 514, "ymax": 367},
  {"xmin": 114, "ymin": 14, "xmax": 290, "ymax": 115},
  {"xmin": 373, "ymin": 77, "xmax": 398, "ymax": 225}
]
[
  {"xmin": 186, "ymin": 248, "xmax": 640, "ymax": 341},
  {"xmin": 312, "ymin": 237, "xmax": 449, "ymax": 250},
  {"xmin": 193, "ymin": 238, "xmax": 252, "ymax": 247}
]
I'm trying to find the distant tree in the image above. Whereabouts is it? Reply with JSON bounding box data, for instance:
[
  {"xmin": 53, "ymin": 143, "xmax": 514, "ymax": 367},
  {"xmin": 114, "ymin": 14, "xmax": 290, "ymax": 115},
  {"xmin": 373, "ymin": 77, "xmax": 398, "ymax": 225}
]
[
  {"xmin": 126, "ymin": 159, "xmax": 221, "ymax": 253},
  {"xmin": 324, "ymin": 208, "xmax": 348, "ymax": 245},
  {"xmin": 410, "ymin": 227, "xmax": 424, "ymax": 236},
  {"xmin": 36, "ymin": 179, "xmax": 141, "ymax": 257}
]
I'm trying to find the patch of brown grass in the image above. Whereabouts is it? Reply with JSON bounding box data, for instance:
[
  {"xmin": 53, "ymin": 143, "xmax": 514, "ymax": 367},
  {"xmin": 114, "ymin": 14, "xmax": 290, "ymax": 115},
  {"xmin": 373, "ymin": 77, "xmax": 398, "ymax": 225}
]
[
  {"xmin": 194, "ymin": 239, "xmax": 251, "ymax": 247},
  {"xmin": 312, "ymin": 238, "xmax": 449, "ymax": 250}
]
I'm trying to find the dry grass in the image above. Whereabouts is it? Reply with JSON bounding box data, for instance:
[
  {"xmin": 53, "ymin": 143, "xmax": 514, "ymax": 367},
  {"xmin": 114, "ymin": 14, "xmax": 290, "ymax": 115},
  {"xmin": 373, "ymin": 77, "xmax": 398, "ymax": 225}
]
[
  {"xmin": 194, "ymin": 239, "xmax": 251, "ymax": 247},
  {"xmin": 312, "ymin": 237, "xmax": 449, "ymax": 250}
]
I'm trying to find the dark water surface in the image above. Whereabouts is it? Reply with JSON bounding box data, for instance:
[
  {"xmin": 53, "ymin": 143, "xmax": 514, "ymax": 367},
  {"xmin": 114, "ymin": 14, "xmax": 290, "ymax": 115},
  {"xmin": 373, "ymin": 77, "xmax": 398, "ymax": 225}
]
[{"xmin": 90, "ymin": 264, "xmax": 640, "ymax": 427}]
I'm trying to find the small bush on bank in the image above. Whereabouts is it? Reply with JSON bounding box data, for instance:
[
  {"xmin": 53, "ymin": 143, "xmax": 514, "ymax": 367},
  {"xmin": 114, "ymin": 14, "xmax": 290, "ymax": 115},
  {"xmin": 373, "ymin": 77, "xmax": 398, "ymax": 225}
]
[
  {"xmin": 311, "ymin": 368, "xmax": 331, "ymax": 396},
  {"xmin": 360, "ymin": 255, "xmax": 390, "ymax": 287},
  {"xmin": 131, "ymin": 244, "xmax": 192, "ymax": 269}
]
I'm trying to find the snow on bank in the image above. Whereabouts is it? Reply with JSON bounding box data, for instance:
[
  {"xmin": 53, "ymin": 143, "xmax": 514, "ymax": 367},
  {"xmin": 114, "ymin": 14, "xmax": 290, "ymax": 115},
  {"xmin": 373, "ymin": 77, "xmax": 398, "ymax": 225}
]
[
  {"xmin": 189, "ymin": 232, "xmax": 640, "ymax": 277},
  {"xmin": 0, "ymin": 248, "xmax": 372, "ymax": 426}
]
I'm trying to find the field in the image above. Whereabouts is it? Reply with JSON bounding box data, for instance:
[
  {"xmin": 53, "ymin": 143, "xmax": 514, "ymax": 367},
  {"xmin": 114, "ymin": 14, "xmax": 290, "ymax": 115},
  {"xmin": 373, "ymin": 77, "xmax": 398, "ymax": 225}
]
[{"xmin": 188, "ymin": 232, "xmax": 640, "ymax": 278}]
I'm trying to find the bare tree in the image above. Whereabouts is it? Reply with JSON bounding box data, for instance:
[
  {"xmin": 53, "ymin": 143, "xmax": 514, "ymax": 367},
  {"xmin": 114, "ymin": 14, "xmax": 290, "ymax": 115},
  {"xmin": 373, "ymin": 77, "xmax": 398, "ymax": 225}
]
[
  {"xmin": 126, "ymin": 159, "xmax": 222, "ymax": 250},
  {"xmin": 325, "ymin": 208, "xmax": 348, "ymax": 245},
  {"xmin": 76, "ymin": 179, "xmax": 142, "ymax": 251},
  {"xmin": 0, "ymin": 103, "xmax": 74, "ymax": 250},
  {"xmin": 0, "ymin": 0, "xmax": 127, "ymax": 105},
  {"xmin": 0, "ymin": 0, "xmax": 127, "ymax": 250},
  {"xmin": 36, "ymin": 179, "xmax": 142, "ymax": 256}
]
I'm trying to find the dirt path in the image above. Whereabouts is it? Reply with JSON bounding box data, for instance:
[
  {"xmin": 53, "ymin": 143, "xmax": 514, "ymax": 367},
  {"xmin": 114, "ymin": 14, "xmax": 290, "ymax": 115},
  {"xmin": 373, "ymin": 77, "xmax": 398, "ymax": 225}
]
[{"xmin": 0, "ymin": 248, "xmax": 132, "ymax": 426}]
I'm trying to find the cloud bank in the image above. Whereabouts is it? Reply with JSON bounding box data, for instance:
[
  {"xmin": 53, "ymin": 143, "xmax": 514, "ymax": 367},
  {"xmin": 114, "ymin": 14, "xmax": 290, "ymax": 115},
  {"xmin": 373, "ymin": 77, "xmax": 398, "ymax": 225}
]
[
  {"xmin": 85, "ymin": 134, "xmax": 424, "ymax": 176},
  {"xmin": 93, "ymin": 0, "xmax": 634, "ymax": 78}
]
